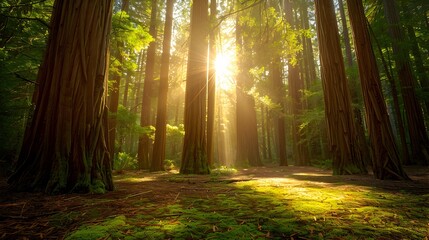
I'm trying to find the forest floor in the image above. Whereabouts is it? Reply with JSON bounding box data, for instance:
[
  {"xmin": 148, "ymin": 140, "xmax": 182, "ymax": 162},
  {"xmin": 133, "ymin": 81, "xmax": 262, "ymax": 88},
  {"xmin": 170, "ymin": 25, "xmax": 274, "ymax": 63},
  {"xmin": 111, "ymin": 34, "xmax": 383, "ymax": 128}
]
[{"xmin": 0, "ymin": 165, "xmax": 428, "ymax": 240}]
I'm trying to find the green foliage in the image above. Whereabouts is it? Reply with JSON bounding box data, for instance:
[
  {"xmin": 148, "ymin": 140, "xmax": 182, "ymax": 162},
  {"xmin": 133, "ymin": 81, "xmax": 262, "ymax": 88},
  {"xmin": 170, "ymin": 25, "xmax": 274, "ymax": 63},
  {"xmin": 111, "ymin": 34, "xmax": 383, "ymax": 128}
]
[
  {"xmin": 113, "ymin": 105, "xmax": 154, "ymax": 154},
  {"xmin": 166, "ymin": 124, "xmax": 185, "ymax": 138},
  {"xmin": 211, "ymin": 166, "xmax": 238, "ymax": 175},
  {"xmin": 163, "ymin": 159, "xmax": 176, "ymax": 171},
  {"xmin": 0, "ymin": 1, "xmax": 53, "ymax": 166},
  {"xmin": 114, "ymin": 152, "xmax": 138, "ymax": 170},
  {"xmin": 110, "ymin": 10, "xmax": 153, "ymax": 75},
  {"xmin": 115, "ymin": 105, "xmax": 151, "ymax": 136}
]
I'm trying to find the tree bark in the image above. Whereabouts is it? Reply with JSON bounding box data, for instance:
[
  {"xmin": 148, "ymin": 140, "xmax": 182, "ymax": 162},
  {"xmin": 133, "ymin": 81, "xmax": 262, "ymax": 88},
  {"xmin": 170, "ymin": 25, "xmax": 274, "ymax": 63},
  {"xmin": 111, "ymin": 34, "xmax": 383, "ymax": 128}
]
[
  {"xmin": 383, "ymin": 0, "xmax": 429, "ymax": 166},
  {"xmin": 338, "ymin": 0, "xmax": 353, "ymax": 67},
  {"xmin": 207, "ymin": 0, "xmax": 217, "ymax": 167},
  {"xmin": 270, "ymin": 57, "xmax": 287, "ymax": 166},
  {"xmin": 151, "ymin": 0, "xmax": 174, "ymax": 172},
  {"xmin": 180, "ymin": 0, "xmax": 210, "ymax": 174},
  {"xmin": 8, "ymin": 0, "xmax": 114, "ymax": 194},
  {"xmin": 108, "ymin": 0, "xmax": 129, "ymax": 164},
  {"xmin": 285, "ymin": 0, "xmax": 309, "ymax": 166},
  {"xmin": 138, "ymin": 0, "xmax": 158, "ymax": 169},
  {"xmin": 314, "ymin": 0, "xmax": 367, "ymax": 175},
  {"xmin": 346, "ymin": 0, "xmax": 409, "ymax": 180},
  {"xmin": 235, "ymin": 13, "xmax": 262, "ymax": 167}
]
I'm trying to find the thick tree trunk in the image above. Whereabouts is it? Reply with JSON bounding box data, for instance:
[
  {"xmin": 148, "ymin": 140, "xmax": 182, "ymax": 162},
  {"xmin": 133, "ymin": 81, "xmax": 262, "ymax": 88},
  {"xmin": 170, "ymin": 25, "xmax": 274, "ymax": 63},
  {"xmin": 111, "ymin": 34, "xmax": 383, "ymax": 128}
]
[
  {"xmin": 346, "ymin": 0, "xmax": 409, "ymax": 180},
  {"xmin": 207, "ymin": 0, "xmax": 217, "ymax": 167},
  {"xmin": 383, "ymin": 0, "xmax": 429, "ymax": 166},
  {"xmin": 138, "ymin": 0, "xmax": 158, "ymax": 169},
  {"xmin": 180, "ymin": 0, "xmax": 210, "ymax": 174},
  {"xmin": 151, "ymin": 0, "xmax": 174, "ymax": 172},
  {"xmin": 8, "ymin": 0, "xmax": 114, "ymax": 194},
  {"xmin": 314, "ymin": 0, "xmax": 367, "ymax": 175}
]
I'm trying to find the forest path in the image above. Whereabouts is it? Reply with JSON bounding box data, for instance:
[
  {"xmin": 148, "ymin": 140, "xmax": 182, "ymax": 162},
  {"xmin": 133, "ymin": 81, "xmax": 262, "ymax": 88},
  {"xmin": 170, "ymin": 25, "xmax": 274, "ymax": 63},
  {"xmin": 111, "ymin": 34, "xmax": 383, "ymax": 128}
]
[{"xmin": 0, "ymin": 166, "xmax": 428, "ymax": 239}]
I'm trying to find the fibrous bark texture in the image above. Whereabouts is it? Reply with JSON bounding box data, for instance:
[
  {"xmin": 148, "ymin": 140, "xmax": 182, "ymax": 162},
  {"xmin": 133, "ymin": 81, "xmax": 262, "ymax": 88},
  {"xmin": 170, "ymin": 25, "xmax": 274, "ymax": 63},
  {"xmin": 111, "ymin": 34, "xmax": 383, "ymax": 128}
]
[{"xmin": 8, "ymin": 0, "xmax": 114, "ymax": 194}]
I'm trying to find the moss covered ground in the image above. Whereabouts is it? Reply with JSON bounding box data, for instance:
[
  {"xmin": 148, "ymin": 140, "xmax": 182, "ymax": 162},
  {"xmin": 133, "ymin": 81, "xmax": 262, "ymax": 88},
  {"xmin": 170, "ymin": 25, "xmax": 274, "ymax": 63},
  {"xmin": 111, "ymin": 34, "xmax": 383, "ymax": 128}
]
[{"xmin": 1, "ymin": 166, "xmax": 428, "ymax": 239}]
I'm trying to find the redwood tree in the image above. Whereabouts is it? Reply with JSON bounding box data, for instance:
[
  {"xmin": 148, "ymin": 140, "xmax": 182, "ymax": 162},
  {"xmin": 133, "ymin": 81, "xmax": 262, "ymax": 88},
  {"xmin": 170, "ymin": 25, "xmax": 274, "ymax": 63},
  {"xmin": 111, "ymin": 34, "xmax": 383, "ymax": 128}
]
[
  {"xmin": 235, "ymin": 13, "xmax": 262, "ymax": 167},
  {"xmin": 314, "ymin": 0, "xmax": 367, "ymax": 175},
  {"xmin": 138, "ymin": 0, "xmax": 158, "ymax": 169},
  {"xmin": 207, "ymin": 0, "xmax": 217, "ymax": 167},
  {"xmin": 284, "ymin": 0, "xmax": 308, "ymax": 166},
  {"xmin": 270, "ymin": 57, "xmax": 287, "ymax": 166},
  {"xmin": 346, "ymin": 0, "xmax": 409, "ymax": 180},
  {"xmin": 8, "ymin": 0, "xmax": 114, "ymax": 193},
  {"xmin": 383, "ymin": 0, "xmax": 429, "ymax": 166},
  {"xmin": 180, "ymin": 0, "xmax": 210, "ymax": 174},
  {"xmin": 151, "ymin": 0, "xmax": 174, "ymax": 172},
  {"xmin": 108, "ymin": 0, "xmax": 129, "ymax": 162}
]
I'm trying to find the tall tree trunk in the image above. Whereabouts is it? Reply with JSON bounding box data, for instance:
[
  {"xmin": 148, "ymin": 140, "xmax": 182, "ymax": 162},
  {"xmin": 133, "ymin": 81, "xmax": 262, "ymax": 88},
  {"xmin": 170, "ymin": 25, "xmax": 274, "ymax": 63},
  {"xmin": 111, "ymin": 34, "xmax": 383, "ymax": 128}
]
[
  {"xmin": 235, "ymin": 14, "xmax": 262, "ymax": 167},
  {"xmin": 369, "ymin": 24, "xmax": 411, "ymax": 165},
  {"xmin": 346, "ymin": 0, "xmax": 409, "ymax": 180},
  {"xmin": 122, "ymin": 72, "xmax": 131, "ymax": 108},
  {"xmin": 300, "ymin": 0, "xmax": 317, "ymax": 88},
  {"xmin": 134, "ymin": 50, "xmax": 145, "ymax": 115},
  {"xmin": 260, "ymin": 104, "xmax": 268, "ymax": 160},
  {"xmin": 271, "ymin": 57, "xmax": 287, "ymax": 166},
  {"xmin": 266, "ymin": 107, "xmax": 273, "ymax": 160},
  {"xmin": 402, "ymin": 2, "xmax": 429, "ymax": 115},
  {"xmin": 207, "ymin": 0, "xmax": 217, "ymax": 167},
  {"xmin": 180, "ymin": 0, "xmax": 210, "ymax": 174},
  {"xmin": 138, "ymin": 0, "xmax": 158, "ymax": 169},
  {"xmin": 108, "ymin": 0, "xmax": 129, "ymax": 165},
  {"xmin": 383, "ymin": 0, "xmax": 429, "ymax": 166},
  {"xmin": 129, "ymin": 50, "xmax": 145, "ymax": 153},
  {"xmin": 285, "ymin": 0, "xmax": 309, "ymax": 166},
  {"xmin": 338, "ymin": 0, "xmax": 353, "ymax": 67},
  {"xmin": 314, "ymin": 0, "xmax": 367, "ymax": 175},
  {"xmin": 169, "ymin": 97, "xmax": 181, "ymax": 158},
  {"xmin": 217, "ymin": 99, "xmax": 226, "ymax": 165},
  {"xmin": 8, "ymin": 0, "xmax": 114, "ymax": 194},
  {"xmin": 151, "ymin": 0, "xmax": 174, "ymax": 172}
]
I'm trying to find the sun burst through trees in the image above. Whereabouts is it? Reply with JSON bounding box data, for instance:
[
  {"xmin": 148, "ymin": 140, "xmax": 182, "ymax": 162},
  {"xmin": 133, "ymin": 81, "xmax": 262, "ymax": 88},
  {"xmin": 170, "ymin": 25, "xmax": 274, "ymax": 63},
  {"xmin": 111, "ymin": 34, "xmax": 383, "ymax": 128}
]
[{"xmin": 215, "ymin": 48, "xmax": 236, "ymax": 91}]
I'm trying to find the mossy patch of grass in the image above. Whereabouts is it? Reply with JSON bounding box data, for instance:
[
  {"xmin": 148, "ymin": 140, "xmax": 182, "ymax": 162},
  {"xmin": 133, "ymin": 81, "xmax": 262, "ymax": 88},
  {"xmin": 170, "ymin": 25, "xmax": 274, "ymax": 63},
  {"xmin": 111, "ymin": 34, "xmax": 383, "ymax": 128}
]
[
  {"xmin": 65, "ymin": 174, "xmax": 429, "ymax": 239},
  {"xmin": 65, "ymin": 215, "xmax": 128, "ymax": 240}
]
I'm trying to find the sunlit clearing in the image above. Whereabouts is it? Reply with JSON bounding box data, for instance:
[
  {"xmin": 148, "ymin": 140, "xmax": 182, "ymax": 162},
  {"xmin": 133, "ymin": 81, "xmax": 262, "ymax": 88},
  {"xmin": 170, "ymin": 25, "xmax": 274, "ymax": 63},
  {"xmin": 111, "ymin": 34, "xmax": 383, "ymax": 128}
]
[{"xmin": 215, "ymin": 52, "xmax": 235, "ymax": 91}]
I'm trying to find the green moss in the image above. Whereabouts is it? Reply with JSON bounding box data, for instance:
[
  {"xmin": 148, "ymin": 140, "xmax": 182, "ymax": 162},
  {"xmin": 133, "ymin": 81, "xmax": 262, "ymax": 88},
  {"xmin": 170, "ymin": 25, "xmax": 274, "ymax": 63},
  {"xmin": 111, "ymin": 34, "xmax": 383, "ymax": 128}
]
[
  {"xmin": 66, "ymin": 173, "xmax": 429, "ymax": 240},
  {"xmin": 50, "ymin": 211, "xmax": 81, "ymax": 227},
  {"xmin": 65, "ymin": 215, "xmax": 127, "ymax": 240},
  {"xmin": 90, "ymin": 179, "xmax": 106, "ymax": 194}
]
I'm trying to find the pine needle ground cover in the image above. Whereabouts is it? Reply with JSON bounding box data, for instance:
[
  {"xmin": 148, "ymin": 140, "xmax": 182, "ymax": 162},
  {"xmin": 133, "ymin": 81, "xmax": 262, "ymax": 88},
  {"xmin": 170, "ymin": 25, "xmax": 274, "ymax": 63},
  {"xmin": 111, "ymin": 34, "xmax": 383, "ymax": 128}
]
[{"xmin": 1, "ymin": 166, "xmax": 428, "ymax": 239}]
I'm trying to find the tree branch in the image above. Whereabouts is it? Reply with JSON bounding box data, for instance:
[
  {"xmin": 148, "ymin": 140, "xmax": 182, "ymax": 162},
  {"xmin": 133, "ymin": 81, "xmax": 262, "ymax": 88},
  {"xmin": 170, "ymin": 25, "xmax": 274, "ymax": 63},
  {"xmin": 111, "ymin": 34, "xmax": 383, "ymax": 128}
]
[
  {"xmin": 0, "ymin": 14, "xmax": 50, "ymax": 29},
  {"xmin": 14, "ymin": 73, "xmax": 38, "ymax": 85}
]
